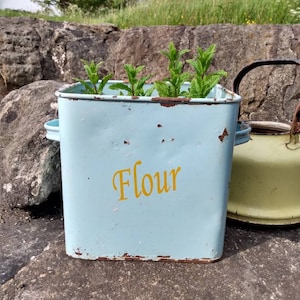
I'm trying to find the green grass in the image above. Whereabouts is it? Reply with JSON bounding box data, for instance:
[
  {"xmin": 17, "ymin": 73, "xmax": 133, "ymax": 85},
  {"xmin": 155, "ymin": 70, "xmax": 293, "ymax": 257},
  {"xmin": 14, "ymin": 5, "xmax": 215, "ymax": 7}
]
[
  {"xmin": 1, "ymin": 0, "xmax": 300, "ymax": 27},
  {"xmin": 0, "ymin": 8, "xmax": 97, "ymax": 23}
]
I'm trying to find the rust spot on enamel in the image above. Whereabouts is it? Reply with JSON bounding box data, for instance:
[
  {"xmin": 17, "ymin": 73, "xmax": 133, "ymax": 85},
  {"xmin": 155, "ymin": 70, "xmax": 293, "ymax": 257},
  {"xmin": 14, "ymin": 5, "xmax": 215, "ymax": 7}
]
[
  {"xmin": 218, "ymin": 128, "xmax": 229, "ymax": 142},
  {"xmin": 74, "ymin": 249, "xmax": 82, "ymax": 256},
  {"xmin": 151, "ymin": 97, "xmax": 191, "ymax": 107}
]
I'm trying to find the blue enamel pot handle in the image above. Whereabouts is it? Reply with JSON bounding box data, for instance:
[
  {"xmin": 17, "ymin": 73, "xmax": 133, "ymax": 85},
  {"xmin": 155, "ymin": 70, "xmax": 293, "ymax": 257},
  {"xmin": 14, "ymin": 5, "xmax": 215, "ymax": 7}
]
[{"xmin": 44, "ymin": 119, "xmax": 60, "ymax": 142}]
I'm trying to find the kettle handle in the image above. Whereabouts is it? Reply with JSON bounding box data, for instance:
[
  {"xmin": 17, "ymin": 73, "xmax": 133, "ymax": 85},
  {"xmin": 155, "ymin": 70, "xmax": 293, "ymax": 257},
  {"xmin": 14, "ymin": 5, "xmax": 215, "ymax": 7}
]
[
  {"xmin": 233, "ymin": 59, "xmax": 300, "ymax": 149},
  {"xmin": 233, "ymin": 59, "xmax": 300, "ymax": 122},
  {"xmin": 233, "ymin": 59, "xmax": 300, "ymax": 95}
]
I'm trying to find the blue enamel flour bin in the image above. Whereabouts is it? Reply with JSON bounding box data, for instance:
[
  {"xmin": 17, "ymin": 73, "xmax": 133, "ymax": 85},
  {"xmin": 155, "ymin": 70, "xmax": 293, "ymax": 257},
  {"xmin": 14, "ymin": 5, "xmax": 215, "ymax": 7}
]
[{"xmin": 46, "ymin": 81, "xmax": 243, "ymax": 262}]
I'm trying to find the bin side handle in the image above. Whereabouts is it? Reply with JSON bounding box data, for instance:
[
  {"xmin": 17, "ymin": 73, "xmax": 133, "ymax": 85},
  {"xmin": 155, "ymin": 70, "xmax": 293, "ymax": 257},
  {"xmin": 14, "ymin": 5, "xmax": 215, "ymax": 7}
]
[{"xmin": 44, "ymin": 119, "xmax": 60, "ymax": 142}]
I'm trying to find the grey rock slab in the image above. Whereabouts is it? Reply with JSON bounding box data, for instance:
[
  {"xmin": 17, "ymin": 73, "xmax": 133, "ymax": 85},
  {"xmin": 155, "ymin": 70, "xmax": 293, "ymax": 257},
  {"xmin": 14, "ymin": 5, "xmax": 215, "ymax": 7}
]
[
  {"xmin": 1, "ymin": 219, "xmax": 299, "ymax": 300},
  {"xmin": 0, "ymin": 80, "xmax": 64, "ymax": 207},
  {"xmin": 0, "ymin": 17, "xmax": 120, "ymax": 97},
  {"xmin": 0, "ymin": 203, "xmax": 63, "ymax": 286}
]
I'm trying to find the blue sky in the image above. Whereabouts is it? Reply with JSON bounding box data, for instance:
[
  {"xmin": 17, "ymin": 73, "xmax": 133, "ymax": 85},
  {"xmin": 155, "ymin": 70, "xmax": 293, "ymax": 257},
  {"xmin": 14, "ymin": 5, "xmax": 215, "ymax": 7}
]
[{"xmin": 0, "ymin": 0, "xmax": 41, "ymax": 12}]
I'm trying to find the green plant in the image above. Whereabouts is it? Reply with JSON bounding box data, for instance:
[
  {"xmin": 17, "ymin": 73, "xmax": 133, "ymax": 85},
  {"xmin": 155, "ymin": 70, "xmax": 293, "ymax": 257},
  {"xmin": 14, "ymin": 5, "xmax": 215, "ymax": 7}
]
[
  {"xmin": 154, "ymin": 42, "xmax": 226, "ymax": 98},
  {"xmin": 109, "ymin": 64, "xmax": 154, "ymax": 96},
  {"xmin": 75, "ymin": 43, "xmax": 226, "ymax": 98},
  {"xmin": 154, "ymin": 41, "xmax": 190, "ymax": 97},
  {"xmin": 186, "ymin": 44, "xmax": 227, "ymax": 98},
  {"xmin": 74, "ymin": 59, "xmax": 113, "ymax": 94}
]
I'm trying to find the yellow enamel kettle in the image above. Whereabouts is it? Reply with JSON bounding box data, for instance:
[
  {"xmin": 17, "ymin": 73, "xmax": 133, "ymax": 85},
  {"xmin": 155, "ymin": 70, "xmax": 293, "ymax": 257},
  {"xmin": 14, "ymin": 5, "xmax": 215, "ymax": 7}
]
[{"xmin": 228, "ymin": 60, "xmax": 300, "ymax": 225}]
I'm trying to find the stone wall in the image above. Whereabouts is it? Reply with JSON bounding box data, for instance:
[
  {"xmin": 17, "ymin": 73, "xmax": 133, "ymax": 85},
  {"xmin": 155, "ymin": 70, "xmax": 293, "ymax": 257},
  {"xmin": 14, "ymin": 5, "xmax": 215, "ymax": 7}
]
[{"xmin": 1, "ymin": 17, "xmax": 300, "ymax": 121}]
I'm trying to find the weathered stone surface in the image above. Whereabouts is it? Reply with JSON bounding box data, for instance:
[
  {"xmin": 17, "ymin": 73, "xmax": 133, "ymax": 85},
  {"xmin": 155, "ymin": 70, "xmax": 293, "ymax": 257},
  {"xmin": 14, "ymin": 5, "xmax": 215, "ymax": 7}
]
[
  {"xmin": 0, "ymin": 17, "xmax": 120, "ymax": 97},
  {"xmin": 0, "ymin": 203, "xmax": 63, "ymax": 285},
  {"xmin": 1, "ymin": 17, "xmax": 300, "ymax": 122},
  {"xmin": 0, "ymin": 80, "xmax": 64, "ymax": 207},
  {"xmin": 1, "ymin": 213, "xmax": 299, "ymax": 300},
  {"xmin": 111, "ymin": 25, "xmax": 300, "ymax": 123}
]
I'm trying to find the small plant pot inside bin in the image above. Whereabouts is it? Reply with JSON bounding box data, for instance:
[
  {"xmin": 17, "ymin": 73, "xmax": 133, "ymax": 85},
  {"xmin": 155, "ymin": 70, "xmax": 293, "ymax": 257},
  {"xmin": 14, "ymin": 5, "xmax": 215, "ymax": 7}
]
[
  {"xmin": 45, "ymin": 80, "xmax": 245, "ymax": 262},
  {"xmin": 228, "ymin": 60, "xmax": 300, "ymax": 225}
]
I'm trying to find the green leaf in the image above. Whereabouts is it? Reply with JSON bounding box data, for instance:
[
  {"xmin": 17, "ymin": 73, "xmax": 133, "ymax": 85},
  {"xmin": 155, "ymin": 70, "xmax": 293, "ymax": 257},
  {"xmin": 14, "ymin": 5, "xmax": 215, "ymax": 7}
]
[
  {"xmin": 144, "ymin": 85, "xmax": 156, "ymax": 96},
  {"xmin": 135, "ymin": 75, "xmax": 152, "ymax": 91},
  {"xmin": 135, "ymin": 65, "xmax": 145, "ymax": 74},
  {"xmin": 113, "ymin": 64, "xmax": 152, "ymax": 96},
  {"xmin": 97, "ymin": 73, "xmax": 113, "ymax": 94},
  {"xmin": 109, "ymin": 82, "xmax": 132, "ymax": 94},
  {"xmin": 75, "ymin": 59, "xmax": 112, "ymax": 95},
  {"xmin": 186, "ymin": 45, "xmax": 227, "ymax": 98},
  {"xmin": 156, "ymin": 42, "xmax": 190, "ymax": 97},
  {"xmin": 74, "ymin": 78, "xmax": 96, "ymax": 94}
]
